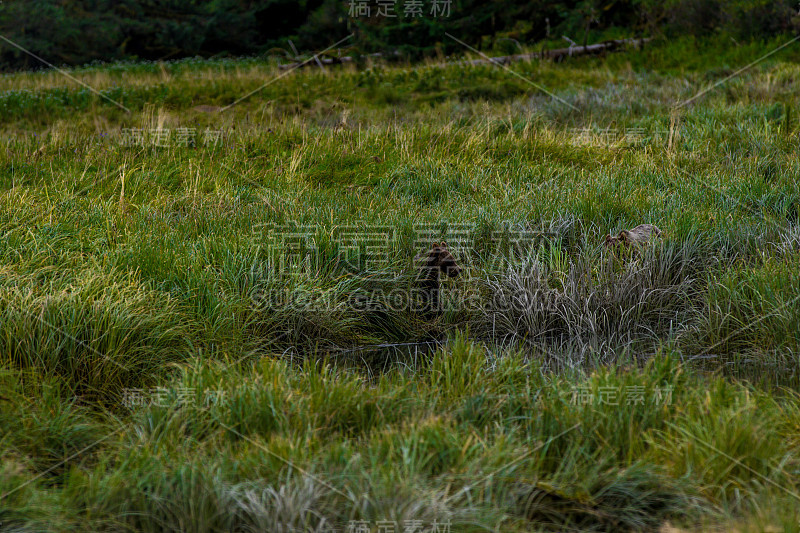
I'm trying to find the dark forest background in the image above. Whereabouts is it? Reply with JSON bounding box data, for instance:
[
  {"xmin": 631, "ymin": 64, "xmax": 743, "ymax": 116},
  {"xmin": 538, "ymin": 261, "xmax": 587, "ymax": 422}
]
[{"xmin": 0, "ymin": 0, "xmax": 798, "ymax": 70}]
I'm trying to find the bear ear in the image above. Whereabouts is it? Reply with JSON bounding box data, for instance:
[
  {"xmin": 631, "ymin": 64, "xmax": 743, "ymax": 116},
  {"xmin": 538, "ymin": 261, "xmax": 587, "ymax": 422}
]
[
  {"xmin": 441, "ymin": 240, "xmax": 448, "ymax": 248},
  {"xmin": 604, "ymin": 234, "xmax": 612, "ymax": 242}
]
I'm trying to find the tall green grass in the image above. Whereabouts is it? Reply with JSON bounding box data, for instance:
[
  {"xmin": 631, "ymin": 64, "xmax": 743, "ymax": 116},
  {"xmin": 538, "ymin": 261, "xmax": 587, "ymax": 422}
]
[
  {"xmin": 4, "ymin": 343, "xmax": 800, "ymax": 531},
  {"xmin": 1, "ymin": 36, "xmax": 800, "ymax": 531}
]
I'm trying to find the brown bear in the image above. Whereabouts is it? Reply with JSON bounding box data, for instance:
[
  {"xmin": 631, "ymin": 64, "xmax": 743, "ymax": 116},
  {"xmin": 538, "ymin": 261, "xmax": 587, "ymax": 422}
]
[
  {"xmin": 604, "ymin": 224, "xmax": 662, "ymax": 248},
  {"xmin": 416, "ymin": 241, "xmax": 462, "ymax": 318}
]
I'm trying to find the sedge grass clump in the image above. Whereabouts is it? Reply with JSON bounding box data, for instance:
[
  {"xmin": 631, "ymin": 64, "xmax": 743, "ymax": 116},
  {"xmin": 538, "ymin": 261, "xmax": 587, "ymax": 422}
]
[
  {"xmin": 0, "ymin": 269, "xmax": 194, "ymax": 403},
  {"xmin": 477, "ymin": 241, "xmax": 699, "ymax": 354},
  {"xmin": 687, "ymin": 253, "xmax": 800, "ymax": 356},
  {"xmin": 0, "ymin": 368, "xmax": 103, "ymax": 483}
]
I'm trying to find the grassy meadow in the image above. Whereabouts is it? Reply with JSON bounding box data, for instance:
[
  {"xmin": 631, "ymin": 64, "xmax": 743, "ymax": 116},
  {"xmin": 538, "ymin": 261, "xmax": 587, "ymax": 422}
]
[{"xmin": 2, "ymin": 35, "xmax": 800, "ymax": 531}]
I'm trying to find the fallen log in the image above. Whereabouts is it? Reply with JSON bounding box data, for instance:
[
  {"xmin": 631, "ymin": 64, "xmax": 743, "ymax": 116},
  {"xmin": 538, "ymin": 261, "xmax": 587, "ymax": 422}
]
[
  {"xmin": 278, "ymin": 52, "xmax": 386, "ymax": 70},
  {"xmin": 278, "ymin": 38, "xmax": 649, "ymax": 70},
  {"xmin": 459, "ymin": 38, "xmax": 651, "ymax": 65}
]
